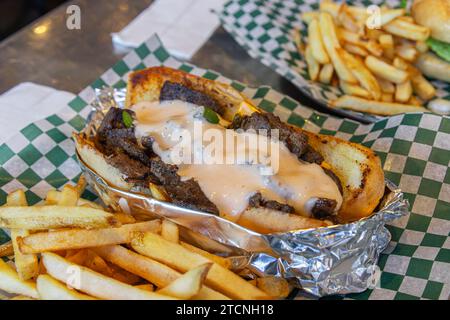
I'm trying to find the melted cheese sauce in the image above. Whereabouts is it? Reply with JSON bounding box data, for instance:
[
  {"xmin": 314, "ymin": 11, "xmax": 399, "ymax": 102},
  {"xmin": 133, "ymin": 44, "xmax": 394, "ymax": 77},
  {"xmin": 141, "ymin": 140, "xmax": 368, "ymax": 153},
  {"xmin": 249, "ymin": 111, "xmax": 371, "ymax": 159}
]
[{"xmin": 132, "ymin": 100, "xmax": 342, "ymax": 221}]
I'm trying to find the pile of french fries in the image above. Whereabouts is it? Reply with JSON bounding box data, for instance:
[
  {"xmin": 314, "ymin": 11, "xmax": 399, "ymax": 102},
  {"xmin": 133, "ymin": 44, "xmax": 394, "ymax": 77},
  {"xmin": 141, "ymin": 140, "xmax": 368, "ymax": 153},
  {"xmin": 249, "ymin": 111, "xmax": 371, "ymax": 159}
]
[
  {"xmin": 0, "ymin": 176, "xmax": 290, "ymax": 300},
  {"xmin": 299, "ymin": 0, "xmax": 436, "ymax": 115}
]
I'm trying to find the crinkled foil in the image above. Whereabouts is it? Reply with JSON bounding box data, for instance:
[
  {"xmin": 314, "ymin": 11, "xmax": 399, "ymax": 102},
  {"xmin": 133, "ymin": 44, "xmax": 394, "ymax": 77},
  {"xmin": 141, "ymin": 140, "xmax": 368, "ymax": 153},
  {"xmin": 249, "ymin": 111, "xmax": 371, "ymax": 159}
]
[{"xmin": 78, "ymin": 87, "xmax": 409, "ymax": 297}]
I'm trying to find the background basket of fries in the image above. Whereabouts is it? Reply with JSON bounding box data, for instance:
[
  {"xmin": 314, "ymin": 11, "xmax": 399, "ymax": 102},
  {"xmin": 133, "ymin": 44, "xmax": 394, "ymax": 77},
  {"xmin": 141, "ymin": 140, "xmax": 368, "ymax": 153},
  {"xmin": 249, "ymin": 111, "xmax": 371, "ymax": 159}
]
[{"xmin": 219, "ymin": 0, "xmax": 450, "ymax": 119}]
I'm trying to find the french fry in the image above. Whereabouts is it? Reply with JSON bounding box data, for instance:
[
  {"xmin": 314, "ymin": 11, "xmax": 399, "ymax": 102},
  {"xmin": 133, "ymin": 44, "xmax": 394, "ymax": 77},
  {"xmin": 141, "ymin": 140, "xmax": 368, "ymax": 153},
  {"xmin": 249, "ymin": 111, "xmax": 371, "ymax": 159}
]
[
  {"xmin": 37, "ymin": 275, "xmax": 96, "ymax": 300},
  {"xmin": 107, "ymin": 262, "xmax": 142, "ymax": 285},
  {"xmin": 180, "ymin": 241, "xmax": 231, "ymax": 269},
  {"xmin": 6, "ymin": 189, "xmax": 27, "ymax": 206},
  {"xmin": 158, "ymin": 263, "xmax": 212, "ymax": 299},
  {"xmin": 42, "ymin": 252, "xmax": 176, "ymax": 300},
  {"xmin": 65, "ymin": 249, "xmax": 89, "ymax": 265},
  {"xmin": 337, "ymin": 27, "xmax": 361, "ymax": 45},
  {"xmin": 379, "ymin": 34, "xmax": 395, "ymax": 59},
  {"xmin": 131, "ymin": 232, "xmax": 269, "ymax": 300},
  {"xmin": 320, "ymin": 1, "xmax": 368, "ymax": 21},
  {"xmin": 0, "ymin": 206, "xmax": 120, "ymax": 230},
  {"xmin": 339, "ymin": 49, "xmax": 381, "ymax": 100},
  {"xmin": 331, "ymin": 95, "xmax": 427, "ymax": 115},
  {"xmin": 415, "ymin": 41, "xmax": 428, "ymax": 53},
  {"xmin": 318, "ymin": 63, "xmax": 334, "ymax": 84},
  {"xmin": 0, "ymin": 259, "xmax": 38, "ymax": 298},
  {"xmin": 365, "ymin": 55, "xmax": 409, "ymax": 84},
  {"xmin": 395, "ymin": 80, "xmax": 413, "ymax": 103},
  {"xmin": 338, "ymin": 4, "xmax": 359, "ymax": 33},
  {"xmin": 411, "ymin": 74, "xmax": 436, "ymax": 101},
  {"xmin": 305, "ymin": 44, "xmax": 320, "ymax": 81},
  {"xmin": 366, "ymin": 28, "xmax": 385, "ymax": 41},
  {"xmin": 18, "ymin": 220, "xmax": 161, "ymax": 254},
  {"xmin": 58, "ymin": 185, "xmax": 80, "ymax": 206},
  {"xmin": 301, "ymin": 11, "xmax": 319, "ymax": 25},
  {"xmin": 363, "ymin": 40, "xmax": 383, "ymax": 57},
  {"xmin": 409, "ymin": 96, "xmax": 423, "ymax": 106},
  {"xmin": 114, "ymin": 213, "xmax": 136, "ymax": 224},
  {"xmin": 343, "ymin": 43, "xmax": 368, "ymax": 57},
  {"xmin": 93, "ymin": 245, "xmax": 229, "ymax": 300},
  {"xmin": 256, "ymin": 276, "xmax": 291, "ymax": 299},
  {"xmin": 396, "ymin": 44, "xmax": 418, "ymax": 62},
  {"xmin": 75, "ymin": 175, "xmax": 87, "ymax": 195},
  {"xmin": 46, "ymin": 190, "xmax": 103, "ymax": 209},
  {"xmin": 6, "ymin": 190, "xmax": 39, "ymax": 281},
  {"xmin": 381, "ymin": 92, "xmax": 394, "ymax": 102},
  {"xmin": 11, "ymin": 229, "xmax": 38, "ymax": 281},
  {"xmin": 379, "ymin": 8, "xmax": 405, "ymax": 26},
  {"xmin": 376, "ymin": 77, "xmax": 396, "ymax": 93},
  {"xmin": 0, "ymin": 241, "xmax": 14, "ymax": 258},
  {"xmin": 161, "ymin": 219, "xmax": 179, "ymax": 243},
  {"xmin": 84, "ymin": 250, "xmax": 113, "ymax": 276},
  {"xmin": 320, "ymin": 12, "xmax": 357, "ymax": 83},
  {"xmin": 135, "ymin": 284, "xmax": 154, "ymax": 291},
  {"xmin": 308, "ymin": 19, "xmax": 330, "ymax": 64},
  {"xmin": 9, "ymin": 295, "xmax": 35, "ymax": 300},
  {"xmin": 393, "ymin": 57, "xmax": 409, "ymax": 70},
  {"xmin": 340, "ymin": 81, "xmax": 371, "ymax": 99},
  {"xmin": 383, "ymin": 18, "xmax": 430, "ymax": 41}
]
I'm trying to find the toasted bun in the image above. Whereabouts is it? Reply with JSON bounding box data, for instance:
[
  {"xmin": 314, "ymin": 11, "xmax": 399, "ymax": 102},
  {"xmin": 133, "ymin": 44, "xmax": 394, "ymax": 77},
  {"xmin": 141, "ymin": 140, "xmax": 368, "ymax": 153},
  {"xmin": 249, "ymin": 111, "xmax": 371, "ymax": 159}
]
[
  {"xmin": 415, "ymin": 52, "xmax": 450, "ymax": 83},
  {"xmin": 412, "ymin": 0, "xmax": 450, "ymax": 43},
  {"xmin": 73, "ymin": 134, "xmax": 132, "ymax": 190},
  {"xmin": 75, "ymin": 67, "xmax": 385, "ymax": 225}
]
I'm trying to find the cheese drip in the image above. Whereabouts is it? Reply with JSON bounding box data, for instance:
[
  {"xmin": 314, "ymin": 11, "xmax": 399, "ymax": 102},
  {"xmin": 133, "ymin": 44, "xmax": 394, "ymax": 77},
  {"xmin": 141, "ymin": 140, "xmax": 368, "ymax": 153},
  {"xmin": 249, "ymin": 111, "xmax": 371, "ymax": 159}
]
[{"xmin": 132, "ymin": 100, "xmax": 342, "ymax": 221}]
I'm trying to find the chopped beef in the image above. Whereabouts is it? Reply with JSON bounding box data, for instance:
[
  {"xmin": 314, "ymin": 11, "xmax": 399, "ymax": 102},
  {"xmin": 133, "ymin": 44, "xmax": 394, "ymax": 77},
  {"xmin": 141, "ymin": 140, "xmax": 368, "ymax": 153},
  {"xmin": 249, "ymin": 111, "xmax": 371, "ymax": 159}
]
[
  {"xmin": 248, "ymin": 192, "xmax": 295, "ymax": 213},
  {"xmin": 149, "ymin": 158, "xmax": 219, "ymax": 214},
  {"xmin": 311, "ymin": 198, "xmax": 337, "ymax": 219},
  {"xmin": 95, "ymin": 107, "xmax": 219, "ymax": 215},
  {"xmin": 106, "ymin": 153, "xmax": 155, "ymax": 186},
  {"xmin": 229, "ymin": 112, "xmax": 323, "ymax": 164},
  {"xmin": 301, "ymin": 145, "xmax": 324, "ymax": 165},
  {"xmin": 160, "ymin": 81, "xmax": 224, "ymax": 115}
]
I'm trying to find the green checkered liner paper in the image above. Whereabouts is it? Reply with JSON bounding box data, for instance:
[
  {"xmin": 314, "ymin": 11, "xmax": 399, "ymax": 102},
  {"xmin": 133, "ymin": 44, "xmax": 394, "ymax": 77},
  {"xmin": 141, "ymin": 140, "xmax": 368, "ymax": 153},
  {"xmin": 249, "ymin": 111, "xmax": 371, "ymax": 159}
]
[
  {"xmin": 0, "ymin": 34, "xmax": 449, "ymax": 300},
  {"xmin": 218, "ymin": 0, "xmax": 450, "ymax": 122}
]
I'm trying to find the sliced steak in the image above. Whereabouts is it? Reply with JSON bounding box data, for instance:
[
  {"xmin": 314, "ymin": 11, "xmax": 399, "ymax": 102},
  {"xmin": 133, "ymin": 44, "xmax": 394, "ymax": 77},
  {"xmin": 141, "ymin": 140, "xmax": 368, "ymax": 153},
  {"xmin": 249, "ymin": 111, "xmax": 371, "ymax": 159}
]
[
  {"xmin": 248, "ymin": 192, "xmax": 295, "ymax": 213},
  {"xmin": 150, "ymin": 158, "xmax": 219, "ymax": 215},
  {"xmin": 311, "ymin": 198, "xmax": 338, "ymax": 219},
  {"xmin": 230, "ymin": 112, "xmax": 324, "ymax": 164},
  {"xmin": 160, "ymin": 81, "xmax": 224, "ymax": 115},
  {"xmin": 95, "ymin": 107, "xmax": 219, "ymax": 215}
]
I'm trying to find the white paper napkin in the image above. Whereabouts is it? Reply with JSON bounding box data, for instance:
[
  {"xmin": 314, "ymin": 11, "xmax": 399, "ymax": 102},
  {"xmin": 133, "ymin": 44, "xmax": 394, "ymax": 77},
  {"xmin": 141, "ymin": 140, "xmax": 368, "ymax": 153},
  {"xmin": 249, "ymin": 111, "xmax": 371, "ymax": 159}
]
[
  {"xmin": 0, "ymin": 82, "xmax": 75, "ymax": 145},
  {"xmin": 112, "ymin": 0, "xmax": 226, "ymax": 60}
]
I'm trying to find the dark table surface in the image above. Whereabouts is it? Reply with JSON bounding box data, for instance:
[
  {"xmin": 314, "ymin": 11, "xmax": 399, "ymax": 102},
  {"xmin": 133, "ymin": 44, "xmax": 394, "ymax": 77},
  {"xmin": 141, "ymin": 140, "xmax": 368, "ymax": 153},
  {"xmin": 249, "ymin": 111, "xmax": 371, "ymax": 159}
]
[{"xmin": 0, "ymin": 0, "xmax": 335, "ymax": 117}]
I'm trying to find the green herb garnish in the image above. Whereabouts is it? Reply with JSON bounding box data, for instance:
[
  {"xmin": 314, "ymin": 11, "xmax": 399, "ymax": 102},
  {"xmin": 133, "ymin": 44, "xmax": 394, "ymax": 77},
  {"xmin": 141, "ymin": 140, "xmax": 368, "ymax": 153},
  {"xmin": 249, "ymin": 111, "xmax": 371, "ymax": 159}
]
[
  {"xmin": 122, "ymin": 110, "xmax": 134, "ymax": 128},
  {"xmin": 400, "ymin": 0, "xmax": 408, "ymax": 8},
  {"xmin": 426, "ymin": 38, "xmax": 450, "ymax": 63},
  {"xmin": 203, "ymin": 107, "xmax": 220, "ymax": 124}
]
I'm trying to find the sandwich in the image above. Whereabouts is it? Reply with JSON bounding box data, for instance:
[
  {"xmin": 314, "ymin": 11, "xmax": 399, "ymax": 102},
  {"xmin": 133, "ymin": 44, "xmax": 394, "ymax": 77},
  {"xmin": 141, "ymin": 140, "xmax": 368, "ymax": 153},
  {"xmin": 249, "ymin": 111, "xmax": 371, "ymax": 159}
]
[
  {"xmin": 74, "ymin": 67, "xmax": 385, "ymax": 234},
  {"xmin": 412, "ymin": 0, "xmax": 450, "ymax": 83}
]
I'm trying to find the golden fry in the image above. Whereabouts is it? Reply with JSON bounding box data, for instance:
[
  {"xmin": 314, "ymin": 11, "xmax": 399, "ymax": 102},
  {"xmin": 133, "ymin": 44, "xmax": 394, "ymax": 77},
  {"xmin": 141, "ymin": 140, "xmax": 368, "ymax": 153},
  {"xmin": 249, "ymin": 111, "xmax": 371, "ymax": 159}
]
[
  {"xmin": 320, "ymin": 12, "xmax": 358, "ymax": 83},
  {"xmin": 308, "ymin": 19, "xmax": 330, "ymax": 64},
  {"xmin": 42, "ymin": 252, "xmax": 176, "ymax": 300},
  {"xmin": 331, "ymin": 95, "xmax": 427, "ymax": 115},
  {"xmin": 18, "ymin": 220, "xmax": 160, "ymax": 254},
  {"xmin": 365, "ymin": 55, "xmax": 409, "ymax": 84},
  {"xmin": 0, "ymin": 206, "xmax": 120, "ymax": 230},
  {"xmin": 131, "ymin": 232, "xmax": 269, "ymax": 300}
]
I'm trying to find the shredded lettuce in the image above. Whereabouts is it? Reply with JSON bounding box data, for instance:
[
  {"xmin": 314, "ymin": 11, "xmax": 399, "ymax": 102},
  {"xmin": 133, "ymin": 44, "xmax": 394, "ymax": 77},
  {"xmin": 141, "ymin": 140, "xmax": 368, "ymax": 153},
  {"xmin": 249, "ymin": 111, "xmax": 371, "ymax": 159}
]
[{"xmin": 427, "ymin": 38, "xmax": 450, "ymax": 63}]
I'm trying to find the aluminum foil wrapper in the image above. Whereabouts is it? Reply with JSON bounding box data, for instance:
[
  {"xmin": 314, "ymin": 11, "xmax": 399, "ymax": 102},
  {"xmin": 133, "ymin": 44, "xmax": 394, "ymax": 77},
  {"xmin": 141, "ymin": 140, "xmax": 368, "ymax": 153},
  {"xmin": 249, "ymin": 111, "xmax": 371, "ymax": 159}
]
[{"xmin": 78, "ymin": 87, "xmax": 410, "ymax": 297}]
